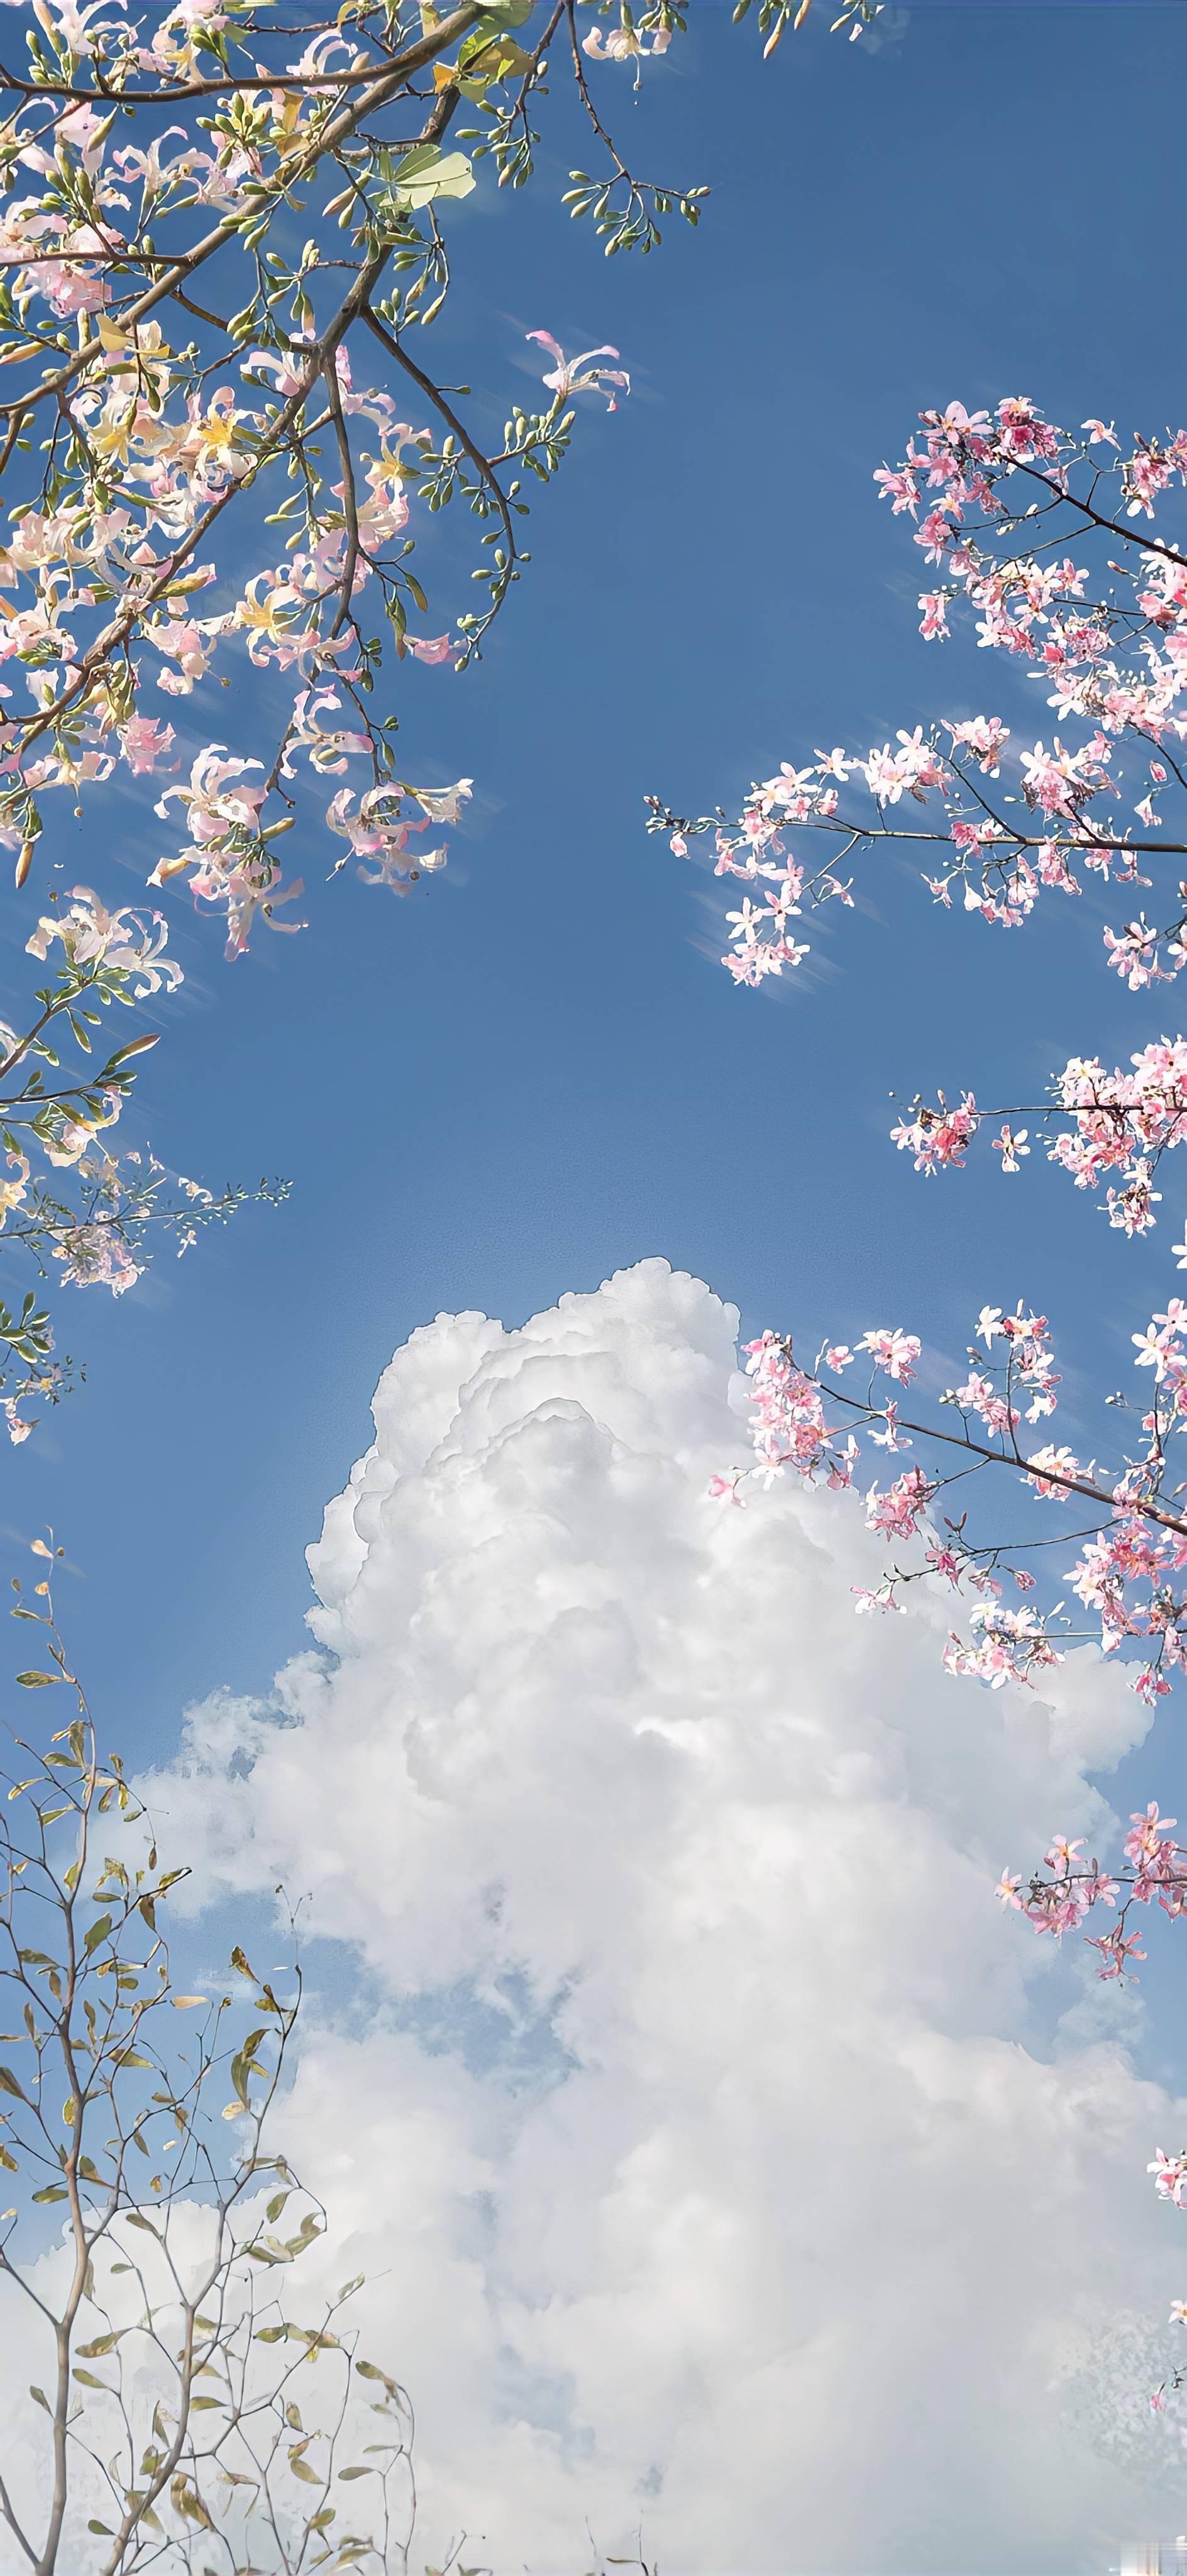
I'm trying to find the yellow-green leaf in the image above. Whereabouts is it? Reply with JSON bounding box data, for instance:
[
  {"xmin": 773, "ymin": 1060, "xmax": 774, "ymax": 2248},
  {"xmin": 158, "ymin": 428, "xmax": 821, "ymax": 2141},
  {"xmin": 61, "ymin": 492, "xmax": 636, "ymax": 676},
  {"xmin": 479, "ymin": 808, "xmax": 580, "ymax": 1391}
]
[{"xmin": 391, "ymin": 143, "xmax": 475, "ymax": 206}]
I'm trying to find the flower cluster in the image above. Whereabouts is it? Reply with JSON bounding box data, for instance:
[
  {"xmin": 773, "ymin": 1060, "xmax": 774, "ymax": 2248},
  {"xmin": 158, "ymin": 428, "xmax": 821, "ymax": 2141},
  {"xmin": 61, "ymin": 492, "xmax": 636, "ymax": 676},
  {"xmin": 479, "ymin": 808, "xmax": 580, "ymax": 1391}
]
[
  {"xmin": 712, "ymin": 1293, "xmax": 1187, "ymax": 1701},
  {"xmin": 995, "ymin": 1802, "xmax": 1187, "ymax": 1980},
  {"xmin": 0, "ymin": 885, "xmax": 287, "ymax": 1438},
  {"xmin": 0, "ymin": 273, "xmax": 544, "ymax": 949},
  {"xmin": 888, "ymin": 1041, "xmax": 1187, "ymax": 1236}
]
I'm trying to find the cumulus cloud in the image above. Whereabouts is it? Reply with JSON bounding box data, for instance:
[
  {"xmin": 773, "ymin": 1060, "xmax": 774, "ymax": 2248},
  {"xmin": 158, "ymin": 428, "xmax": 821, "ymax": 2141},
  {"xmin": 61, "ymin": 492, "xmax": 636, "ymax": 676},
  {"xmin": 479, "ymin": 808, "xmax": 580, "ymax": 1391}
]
[{"xmin": 143, "ymin": 1259, "xmax": 1187, "ymax": 2572}]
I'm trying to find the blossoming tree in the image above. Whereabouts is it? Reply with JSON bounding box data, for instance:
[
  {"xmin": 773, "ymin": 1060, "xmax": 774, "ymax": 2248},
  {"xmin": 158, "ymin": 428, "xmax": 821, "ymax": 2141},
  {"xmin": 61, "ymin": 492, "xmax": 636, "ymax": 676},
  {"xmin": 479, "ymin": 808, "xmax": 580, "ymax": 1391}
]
[
  {"xmin": 654, "ymin": 393, "xmax": 1187, "ymax": 2424},
  {"xmin": 0, "ymin": 0, "xmax": 881, "ymax": 1434}
]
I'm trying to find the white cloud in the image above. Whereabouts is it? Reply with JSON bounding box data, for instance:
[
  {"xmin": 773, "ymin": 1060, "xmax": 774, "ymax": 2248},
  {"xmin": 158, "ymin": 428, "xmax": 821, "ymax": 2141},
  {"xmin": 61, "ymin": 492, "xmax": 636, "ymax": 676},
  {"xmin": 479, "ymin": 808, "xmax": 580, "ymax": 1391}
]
[{"xmin": 143, "ymin": 1259, "xmax": 1187, "ymax": 2572}]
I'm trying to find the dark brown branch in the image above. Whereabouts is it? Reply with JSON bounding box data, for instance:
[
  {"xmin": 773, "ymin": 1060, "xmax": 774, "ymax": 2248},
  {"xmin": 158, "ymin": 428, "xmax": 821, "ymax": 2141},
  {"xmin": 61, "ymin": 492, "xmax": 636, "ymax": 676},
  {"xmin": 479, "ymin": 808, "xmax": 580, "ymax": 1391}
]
[
  {"xmin": 1012, "ymin": 455, "xmax": 1187, "ymax": 575},
  {"xmin": 820, "ymin": 1375, "xmax": 1187, "ymax": 1538},
  {"xmin": 360, "ymin": 301, "xmax": 518, "ymax": 580}
]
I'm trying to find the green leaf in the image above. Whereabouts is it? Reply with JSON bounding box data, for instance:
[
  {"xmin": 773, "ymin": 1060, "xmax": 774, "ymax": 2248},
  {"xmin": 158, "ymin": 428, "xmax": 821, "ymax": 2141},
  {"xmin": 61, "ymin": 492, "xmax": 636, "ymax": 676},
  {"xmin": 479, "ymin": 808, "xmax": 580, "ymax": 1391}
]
[
  {"xmin": 284, "ymin": 2210, "xmax": 323, "ymax": 2257},
  {"xmin": 458, "ymin": 19, "xmax": 534, "ymax": 75},
  {"xmin": 83, "ymin": 1915, "xmax": 112, "ymax": 1957},
  {"xmin": 390, "ymin": 144, "xmax": 475, "ymax": 207},
  {"xmin": 102, "ymin": 1031, "xmax": 159, "ymax": 1067},
  {"xmin": 33, "ymin": 2186, "xmax": 68, "ymax": 2204},
  {"xmin": 16, "ymin": 1670, "xmax": 59, "ymax": 1687},
  {"xmin": 0, "ymin": 2067, "xmax": 24, "ymax": 2099}
]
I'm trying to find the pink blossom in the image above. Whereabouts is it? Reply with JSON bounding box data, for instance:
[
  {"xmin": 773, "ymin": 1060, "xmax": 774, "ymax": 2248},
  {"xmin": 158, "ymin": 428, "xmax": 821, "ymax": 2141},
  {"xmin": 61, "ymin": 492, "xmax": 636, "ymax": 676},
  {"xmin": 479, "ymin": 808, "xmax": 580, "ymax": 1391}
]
[
  {"xmin": 119, "ymin": 714, "xmax": 176, "ymax": 774},
  {"xmin": 858, "ymin": 1327, "xmax": 921, "ymax": 1382},
  {"xmin": 864, "ymin": 1464, "xmax": 934, "ymax": 1540},
  {"xmin": 991, "ymin": 1124, "xmax": 1029, "ymax": 1172},
  {"xmin": 401, "ymin": 633, "xmax": 456, "ymax": 665}
]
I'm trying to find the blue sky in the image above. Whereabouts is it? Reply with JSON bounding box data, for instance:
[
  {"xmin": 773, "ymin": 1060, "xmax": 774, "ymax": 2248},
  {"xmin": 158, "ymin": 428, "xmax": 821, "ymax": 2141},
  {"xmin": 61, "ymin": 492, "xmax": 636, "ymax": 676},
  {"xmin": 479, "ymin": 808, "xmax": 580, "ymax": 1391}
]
[{"xmin": 4, "ymin": 0, "xmax": 1186, "ymax": 1853}]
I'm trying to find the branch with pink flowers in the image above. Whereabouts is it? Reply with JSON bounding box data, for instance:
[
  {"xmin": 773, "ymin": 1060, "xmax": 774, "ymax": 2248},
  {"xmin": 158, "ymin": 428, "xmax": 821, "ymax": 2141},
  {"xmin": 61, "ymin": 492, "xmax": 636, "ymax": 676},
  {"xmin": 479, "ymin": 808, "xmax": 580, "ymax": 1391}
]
[
  {"xmin": 655, "ymin": 401, "xmax": 1187, "ymax": 1005},
  {"xmin": 713, "ymin": 1303, "xmax": 1187, "ymax": 1706},
  {"xmin": 1000, "ymin": 1803, "xmax": 1187, "ymax": 2424},
  {"xmin": 675, "ymin": 397, "xmax": 1187, "ymax": 2436}
]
